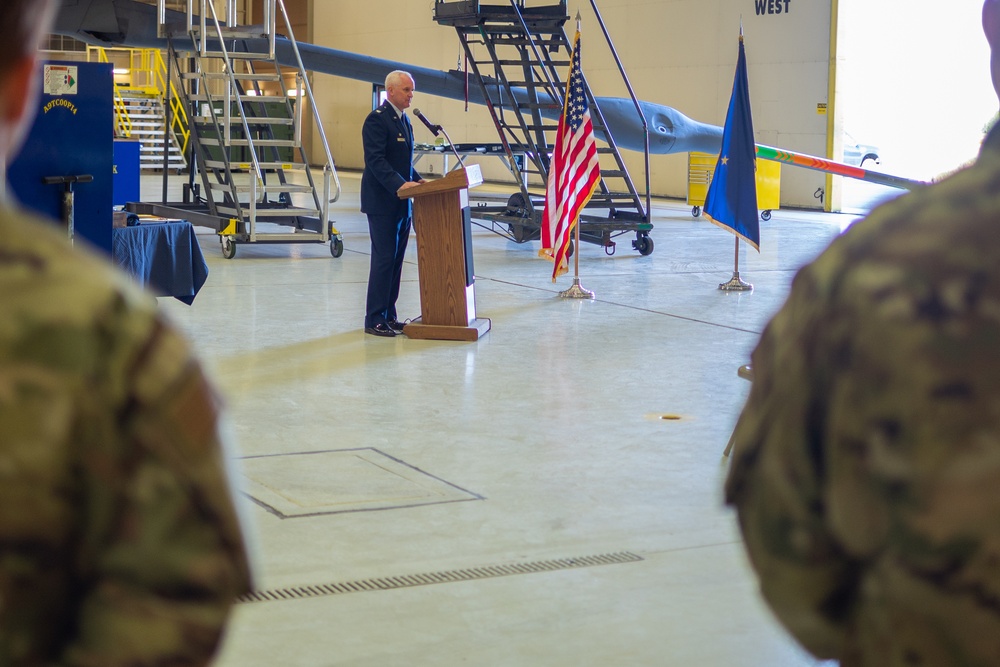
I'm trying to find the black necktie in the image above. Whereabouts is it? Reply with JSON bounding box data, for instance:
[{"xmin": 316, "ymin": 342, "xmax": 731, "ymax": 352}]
[{"xmin": 402, "ymin": 114, "xmax": 412, "ymax": 144}]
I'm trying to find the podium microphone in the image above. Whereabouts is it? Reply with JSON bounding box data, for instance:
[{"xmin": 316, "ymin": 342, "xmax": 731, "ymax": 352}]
[
  {"xmin": 412, "ymin": 108, "xmax": 465, "ymax": 170},
  {"xmin": 412, "ymin": 108, "xmax": 441, "ymax": 136}
]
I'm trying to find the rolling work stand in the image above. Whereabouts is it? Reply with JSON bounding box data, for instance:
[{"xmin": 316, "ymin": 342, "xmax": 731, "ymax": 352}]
[
  {"xmin": 433, "ymin": 0, "xmax": 653, "ymax": 255},
  {"xmin": 129, "ymin": 0, "xmax": 344, "ymax": 259}
]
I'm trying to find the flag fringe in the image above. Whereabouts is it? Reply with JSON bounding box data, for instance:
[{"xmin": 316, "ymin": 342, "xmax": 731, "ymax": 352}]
[{"xmin": 703, "ymin": 212, "xmax": 760, "ymax": 252}]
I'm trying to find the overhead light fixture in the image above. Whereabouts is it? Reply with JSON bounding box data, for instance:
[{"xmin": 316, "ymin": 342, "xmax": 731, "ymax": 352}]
[{"xmin": 113, "ymin": 68, "xmax": 129, "ymax": 75}]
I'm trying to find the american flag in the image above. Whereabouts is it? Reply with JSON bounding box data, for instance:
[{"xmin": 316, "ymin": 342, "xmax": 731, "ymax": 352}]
[{"xmin": 539, "ymin": 29, "xmax": 601, "ymax": 282}]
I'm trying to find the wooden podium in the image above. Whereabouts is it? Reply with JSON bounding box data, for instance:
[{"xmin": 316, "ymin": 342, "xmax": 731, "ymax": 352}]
[{"xmin": 398, "ymin": 165, "xmax": 491, "ymax": 341}]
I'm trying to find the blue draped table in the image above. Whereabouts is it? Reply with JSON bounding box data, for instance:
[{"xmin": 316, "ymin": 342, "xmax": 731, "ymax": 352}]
[{"xmin": 112, "ymin": 220, "xmax": 209, "ymax": 305}]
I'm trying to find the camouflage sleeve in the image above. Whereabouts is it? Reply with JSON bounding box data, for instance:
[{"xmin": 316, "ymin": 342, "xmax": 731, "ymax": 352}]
[
  {"xmin": 724, "ymin": 264, "xmax": 859, "ymax": 661},
  {"xmin": 60, "ymin": 315, "xmax": 252, "ymax": 667}
]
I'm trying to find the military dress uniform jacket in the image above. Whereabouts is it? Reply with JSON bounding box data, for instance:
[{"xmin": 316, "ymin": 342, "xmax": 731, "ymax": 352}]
[
  {"xmin": 0, "ymin": 202, "xmax": 252, "ymax": 665},
  {"xmin": 360, "ymin": 101, "xmax": 421, "ymax": 218},
  {"xmin": 726, "ymin": 124, "xmax": 1000, "ymax": 666}
]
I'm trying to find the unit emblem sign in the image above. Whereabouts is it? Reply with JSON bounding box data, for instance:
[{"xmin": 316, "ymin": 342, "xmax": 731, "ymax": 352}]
[
  {"xmin": 755, "ymin": 0, "xmax": 791, "ymax": 14},
  {"xmin": 44, "ymin": 65, "xmax": 79, "ymax": 96}
]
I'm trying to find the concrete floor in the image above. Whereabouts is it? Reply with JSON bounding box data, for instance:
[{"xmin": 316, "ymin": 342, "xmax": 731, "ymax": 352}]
[{"xmin": 143, "ymin": 171, "xmax": 855, "ymax": 666}]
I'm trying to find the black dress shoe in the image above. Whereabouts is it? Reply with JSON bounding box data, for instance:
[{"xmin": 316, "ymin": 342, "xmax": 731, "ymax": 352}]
[
  {"xmin": 387, "ymin": 319, "xmax": 406, "ymax": 333},
  {"xmin": 364, "ymin": 323, "xmax": 397, "ymax": 337}
]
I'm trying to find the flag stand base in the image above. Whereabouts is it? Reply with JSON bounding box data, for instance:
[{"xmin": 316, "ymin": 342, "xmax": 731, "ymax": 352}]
[
  {"xmin": 719, "ymin": 272, "xmax": 753, "ymax": 291},
  {"xmin": 559, "ymin": 278, "xmax": 595, "ymax": 299}
]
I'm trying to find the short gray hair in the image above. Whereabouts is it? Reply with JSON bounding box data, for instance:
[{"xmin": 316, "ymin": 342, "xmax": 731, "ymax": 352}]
[{"xmin": 385, "ymin": 70, "xmax": 414, "ymax": 90}]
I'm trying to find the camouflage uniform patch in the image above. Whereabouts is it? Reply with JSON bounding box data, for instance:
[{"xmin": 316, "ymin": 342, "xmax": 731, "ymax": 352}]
[
  {"xmin": 0, "ymin": 204, "xmax": 251, "ymax": 666},
  {"xmin": 726, "ymin": 125, "xmax": 1000, "ymax": 666}
]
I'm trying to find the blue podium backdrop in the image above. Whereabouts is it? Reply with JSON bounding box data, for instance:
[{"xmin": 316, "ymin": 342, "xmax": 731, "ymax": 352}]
[{"xmin": 9, "ymin": 61, "xmax": 114, "ymax": 255}]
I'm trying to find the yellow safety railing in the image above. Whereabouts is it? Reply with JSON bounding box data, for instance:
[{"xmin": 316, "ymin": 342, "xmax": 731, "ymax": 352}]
[
  {"xmin": 92, "ymin": 47, "xmax": 133, "ymax": 138},
  {"xmin": 145, "ymin": 49, "xmax": 191, "ymax": 155},
  {"xmin": 126, "ymin": 48, "xmax": 161, "ymax": 95},
  {"xmin": 92, "ymin": 47, "xmax": 190, "ymax": 156}
]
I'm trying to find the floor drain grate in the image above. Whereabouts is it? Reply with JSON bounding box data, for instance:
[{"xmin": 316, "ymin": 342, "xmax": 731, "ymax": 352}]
[{"xmin": 238, "ymin": 551, "xmax": 644, "ymax": 604}]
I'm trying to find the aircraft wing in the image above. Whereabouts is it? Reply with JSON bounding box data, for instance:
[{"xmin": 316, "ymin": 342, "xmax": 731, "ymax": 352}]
[{"xmin": 51, "ymin": 0, "xmax": 921, "ymax": 189}]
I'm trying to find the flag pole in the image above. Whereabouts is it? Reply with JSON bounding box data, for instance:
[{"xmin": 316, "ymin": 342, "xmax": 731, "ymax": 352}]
[
  {"xmin": 559, "ymin": 218, "xmax": 594, "ymax": 299},
  {"xmin": 559, "ymin": 11, "xmax": 595, "ymax": 300},
  {"xmin": 708, "ymin": 19, "xmax": 755, "ymax": 292},
  {"xmin": 719, "ymin": 235, "xmax": 753, "ymax": 291}
]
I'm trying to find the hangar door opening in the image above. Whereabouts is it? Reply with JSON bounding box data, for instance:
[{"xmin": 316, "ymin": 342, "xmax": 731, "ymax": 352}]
[{"xmin": 838, "ymin": 0, "xmax": 996, "ymax": 212}]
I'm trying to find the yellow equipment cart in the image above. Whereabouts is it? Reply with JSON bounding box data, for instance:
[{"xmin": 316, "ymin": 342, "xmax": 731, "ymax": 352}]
[{"xmin": 687, "ymin": 152, "xmax": 780, "ymax": 221}]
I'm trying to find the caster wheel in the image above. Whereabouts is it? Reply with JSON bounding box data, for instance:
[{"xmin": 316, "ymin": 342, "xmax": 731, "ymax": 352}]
[
  {"xmin": 221, "ymin": 236, "xmax": 236, "ymax": 259},
  {"xmin": 330, "ymin": 237, "xmax": 344, "ymax": 258},
  {"xmin": 692, "ymin": 206, "xmax": 701, "ymax": 218},
  {"xmin": 634, "ymin": 234, "xmax": 654, "ymax": 256}
]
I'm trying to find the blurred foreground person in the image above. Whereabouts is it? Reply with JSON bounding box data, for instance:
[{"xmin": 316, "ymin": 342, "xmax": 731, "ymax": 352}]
[
  {"xmin": 0, "ymin": 1, "xmax": 252, "ymax": 664},
  {"xmin": 727, "ymin": 2, "xmax": 1000, "ymax": 665}
]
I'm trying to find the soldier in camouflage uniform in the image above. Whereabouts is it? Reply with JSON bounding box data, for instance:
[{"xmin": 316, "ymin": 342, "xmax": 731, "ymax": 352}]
[
  {"xmin": 0, "ymin": 1, "xmax": 252, "ymax": 664},
  {"xmin": 725, "ymin": 2, "xmax": 1000, "ymax": 665}
]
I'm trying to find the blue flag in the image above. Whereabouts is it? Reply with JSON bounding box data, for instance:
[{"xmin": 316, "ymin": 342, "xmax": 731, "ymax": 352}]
[{"xmin": 703, "ymin": 33, "xmax": 759, "ymax": 251}]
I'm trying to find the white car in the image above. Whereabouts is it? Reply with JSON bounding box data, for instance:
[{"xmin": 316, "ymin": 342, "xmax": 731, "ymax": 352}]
[{"xmin": 843, "ymin": 133, "xmax": 880, "ymax": 167}]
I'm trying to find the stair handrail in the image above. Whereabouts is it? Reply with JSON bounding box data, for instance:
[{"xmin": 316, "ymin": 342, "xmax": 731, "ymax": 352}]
[
  {"xmin": 276, "ymin": 0, "xmax": 342, "ymax": 203},
  {"xmin": 201, "ymin": 0, "xmax": 266, "ymax": 203},
  {"xmin": 149, "ymin": 48, "xmax": 192, "ymax": 155},
  {"xmin": 587, "ymin": 0, "xmax": 650, "ymax": 219},
  {"xmin": 164, "ymin": 37, "xmax": 224, "ymax": 214},
  {"xmin": 507, "ymin": 0, "xmax": 567, "ymax": 111},
  {"xmin": 127, "ymin": 49, "xmax": 157, "ymax": 94},
  {"xmin": 155, "ymin": 0, "xmax": 191, "ymax": 37},
  {"xmin": 504, "ymin": 0, "xmax": 568, "ymax": 184},
  {"xmin": 92, "ymin": 47, "xmax": 134, "ymax": 139}
]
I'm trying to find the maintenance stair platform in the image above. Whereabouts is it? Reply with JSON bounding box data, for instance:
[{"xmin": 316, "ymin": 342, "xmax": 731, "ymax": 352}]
[
  {"xmin": 129, "ymin": 0, "xmax": 343, "ymax": 259},
  {"xmin": 434, "ymin": 0, "xmax": 653, "ymax": 255}
]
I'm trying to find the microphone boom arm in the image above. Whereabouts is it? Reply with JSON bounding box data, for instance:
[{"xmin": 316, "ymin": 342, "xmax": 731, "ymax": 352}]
[
  {"xmin": 439, "ymin": 126, "xmax": 466, "ymax": 171},
  {"xmin": 414, "ymin": 108, "xmax": 465, "ymax": 171}
]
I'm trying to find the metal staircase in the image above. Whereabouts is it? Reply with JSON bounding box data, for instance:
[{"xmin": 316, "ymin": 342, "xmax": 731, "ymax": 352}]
[
  {"xmin": 117, "ymin": 88, "xmax": 187, "ymax": 172},
  {"xmin": 92, "ymin": 47, "xmax": 189, "ymax": 172},
  {"xmin": 434, "ymin": 0, "xmax": 652, "ymax": 255},
  {"xmin": 131, "ymin": 0, "xmax": 343, "ymax": 259}
]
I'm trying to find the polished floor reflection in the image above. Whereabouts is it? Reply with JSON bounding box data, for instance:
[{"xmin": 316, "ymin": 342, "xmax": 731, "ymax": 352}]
[{"xmin": 143, "ymin": 172, "xmax": 854, "ymax": 667}]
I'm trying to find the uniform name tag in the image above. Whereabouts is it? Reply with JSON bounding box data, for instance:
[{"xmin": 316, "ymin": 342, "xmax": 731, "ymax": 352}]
[{"xmin": 397, "ymin": 137, "xmax": 407, "ymax": 142}]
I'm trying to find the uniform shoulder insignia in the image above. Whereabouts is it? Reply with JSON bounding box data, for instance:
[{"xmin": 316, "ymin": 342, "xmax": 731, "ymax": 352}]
[{"xmin": 375, "ymin": 109, "xmax": 382, "ymax": 114}]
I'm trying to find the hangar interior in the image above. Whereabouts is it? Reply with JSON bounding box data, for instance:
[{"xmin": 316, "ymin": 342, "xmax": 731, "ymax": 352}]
[
  {"xmin": 314, "ymin": 0, "xmax": 838, "ymax": 209},
  {"xmin": 23, "ymin": 0, "xmax": 997, "ymax": 664}
]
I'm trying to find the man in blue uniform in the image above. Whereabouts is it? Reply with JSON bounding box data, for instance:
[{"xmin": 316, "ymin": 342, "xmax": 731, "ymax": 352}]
[{"xmin": 361, "ymin": 70, "xmax": 424, "ymax": 337}]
